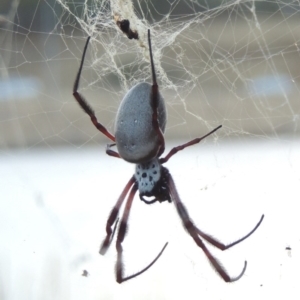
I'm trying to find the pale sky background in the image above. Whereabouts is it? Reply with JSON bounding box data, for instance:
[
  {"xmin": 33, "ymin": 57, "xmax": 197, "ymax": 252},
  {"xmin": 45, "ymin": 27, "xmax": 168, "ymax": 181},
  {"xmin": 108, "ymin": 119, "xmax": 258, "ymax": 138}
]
[{"xmin": 1, "ymin": 137, "xmax": 299, "ymax": 299}]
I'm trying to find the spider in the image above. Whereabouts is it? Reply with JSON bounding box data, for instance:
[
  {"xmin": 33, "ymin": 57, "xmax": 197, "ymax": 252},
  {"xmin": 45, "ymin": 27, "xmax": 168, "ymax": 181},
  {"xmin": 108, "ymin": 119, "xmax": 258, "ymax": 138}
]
[{"xmin": 73, "ymin": 30, "xmax": 264, "ymax": 284}]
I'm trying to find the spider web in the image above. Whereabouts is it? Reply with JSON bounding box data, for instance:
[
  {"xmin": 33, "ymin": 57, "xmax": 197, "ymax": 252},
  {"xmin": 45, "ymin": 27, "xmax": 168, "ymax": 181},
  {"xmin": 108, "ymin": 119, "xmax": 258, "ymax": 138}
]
[
  {"xmin": 1, "ymin": 0, "xmax": 300, "ymax": 299},
  {"xmin": 1, "ymin": 0, "xmax": 299, "ymax": 150}
]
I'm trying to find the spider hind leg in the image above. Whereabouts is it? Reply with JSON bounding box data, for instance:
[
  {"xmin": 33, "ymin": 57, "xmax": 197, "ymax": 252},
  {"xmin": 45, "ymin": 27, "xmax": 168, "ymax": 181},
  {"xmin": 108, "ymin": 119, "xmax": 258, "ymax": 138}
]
[
  {"xmin": 115, "ymin": 182, "xmax": 168, "ymax": 283},
  {"xmin": 168, "ymin": 172, "xmax": 263, "ymax": 282}
]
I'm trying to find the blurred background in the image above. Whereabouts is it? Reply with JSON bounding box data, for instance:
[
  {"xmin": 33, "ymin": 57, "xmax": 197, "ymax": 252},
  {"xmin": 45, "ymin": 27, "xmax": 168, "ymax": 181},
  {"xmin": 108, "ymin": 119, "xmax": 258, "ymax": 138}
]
[
  {"xmin": 0, "ymin": 0, "xmax": 299, "ymax": 299},
  {"xmin": 1, "ymin": 0, "xmax": 299, "ymax": 148}
]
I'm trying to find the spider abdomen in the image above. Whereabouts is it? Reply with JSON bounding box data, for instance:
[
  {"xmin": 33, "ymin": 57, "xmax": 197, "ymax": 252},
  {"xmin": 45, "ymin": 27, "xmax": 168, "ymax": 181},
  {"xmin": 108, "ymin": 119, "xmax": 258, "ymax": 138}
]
[{"xmin": 115, "ymin": 82, "xmax": 167, "ymax": 163}]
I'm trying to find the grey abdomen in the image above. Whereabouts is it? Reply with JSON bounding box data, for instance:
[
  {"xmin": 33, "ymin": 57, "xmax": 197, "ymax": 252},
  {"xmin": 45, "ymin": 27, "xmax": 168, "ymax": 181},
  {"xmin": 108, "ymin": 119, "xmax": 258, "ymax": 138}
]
[{"xmin": 115, "ymin": 82, "xmax": 167, "ymax": 163}]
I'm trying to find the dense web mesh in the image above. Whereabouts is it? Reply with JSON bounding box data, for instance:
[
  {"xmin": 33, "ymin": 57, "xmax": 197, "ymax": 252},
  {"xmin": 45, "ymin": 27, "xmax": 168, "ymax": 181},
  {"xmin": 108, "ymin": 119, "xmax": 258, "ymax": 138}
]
[{"xmin": 1, "ymin": 0, "xmax": 299, "ymax": 150}]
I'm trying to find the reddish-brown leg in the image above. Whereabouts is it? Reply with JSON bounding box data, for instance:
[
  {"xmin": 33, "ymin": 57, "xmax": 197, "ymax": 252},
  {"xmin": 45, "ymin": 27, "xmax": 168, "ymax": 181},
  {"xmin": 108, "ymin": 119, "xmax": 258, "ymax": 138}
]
[
  {"xmin": 148, "ymin": 29, "xmax": 165, "ymax": 157},
  {"xmin": 106, "ymin": 143, "xmax": 121, "ymax": 158},
  {"xmin": 99, "ymin": 176, "xmax": 135, "ymax": 255},
  {"xmin": 196, "ymin": 215, "xmax": 264, "ymax": 250},
  {"xmin": 73, "ymin": 36, "xmax": 115, "ymax": 142},
  {"xmin": 168, "ymin": 173, "xmax": 252, "ymax": 282},
  {"xmin": 160, "ymin": 125, "xmax": 222, "ymax": 164},
  {"xmin": 115, "ymin": 182, "xmax": 168, "ymax": 283}
]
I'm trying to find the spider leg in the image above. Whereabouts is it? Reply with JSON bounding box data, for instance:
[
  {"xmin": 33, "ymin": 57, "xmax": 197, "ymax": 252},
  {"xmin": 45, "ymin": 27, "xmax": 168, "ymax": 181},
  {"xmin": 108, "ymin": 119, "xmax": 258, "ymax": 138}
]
[
  {"xmin": 115, "ymin": 182, "xmax": 168, "ymax": 283},
  {"xmin": 160, "ymin": 125, "xmax": 222, "ymax": 164},
  {"xmin": 99, "ymin": 176, "xmax": 135, "ymax": 255},
  {"xmin": 168, "ymin": 173, "xmax": 247, "ymax": 282},
  {"xmin": 106, "ymin": 143, "xmax": 121, "ymax": 158},
  {"xmin": 148, "ymin": 29, "xmax": 165, "ymax": 157},
  {"xmin": 195, "ymin": 215, "xmax": 264, "ymax": 250},
  {"xmin": 73, "ymin": 36, "xmax": 115, "ymax": 142}
]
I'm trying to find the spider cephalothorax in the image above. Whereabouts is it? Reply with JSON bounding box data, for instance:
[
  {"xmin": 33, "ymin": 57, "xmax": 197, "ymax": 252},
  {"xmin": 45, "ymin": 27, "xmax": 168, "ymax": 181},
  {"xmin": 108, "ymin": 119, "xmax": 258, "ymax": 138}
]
[
  {"xmin": 135, "ymin": 159, "xmax": 171, "ymax": 203},
  {"xmin": 73, "ymin": 30, "xmax": 264, "ymax": 284}
]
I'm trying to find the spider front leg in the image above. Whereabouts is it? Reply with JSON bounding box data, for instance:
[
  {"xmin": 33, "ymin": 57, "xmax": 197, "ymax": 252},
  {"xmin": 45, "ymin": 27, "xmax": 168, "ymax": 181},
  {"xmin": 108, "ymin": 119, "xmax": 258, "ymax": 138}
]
[
  {"xmin": 148, "ymin": 29, "xmax": 165, "ymax": 157},
  {"xmin": 73, "ymin": 36, "xmax": 115, "ymax": 142},
  {"xmin": 168, "ymin": 172, "xmax": 263, "ymax": 282},
  {"xmin": 160, "ymin": 125, "xmax": 222, "ymax": 164}
]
